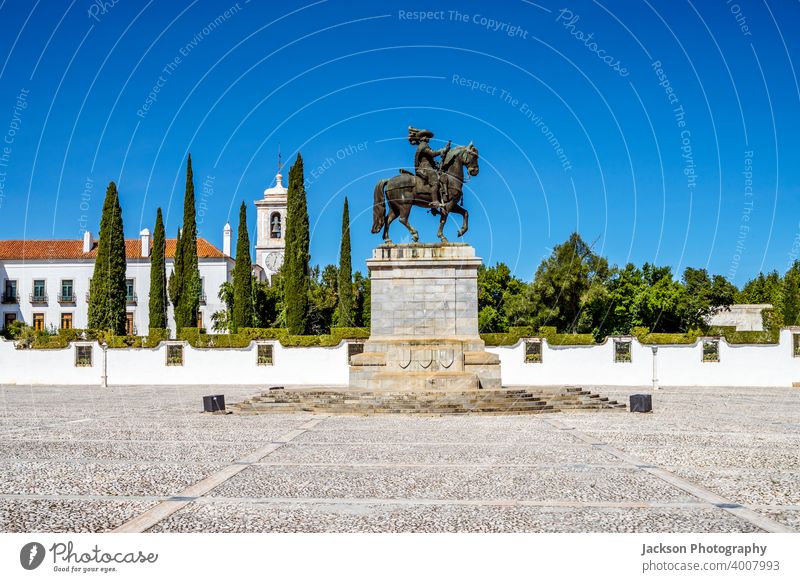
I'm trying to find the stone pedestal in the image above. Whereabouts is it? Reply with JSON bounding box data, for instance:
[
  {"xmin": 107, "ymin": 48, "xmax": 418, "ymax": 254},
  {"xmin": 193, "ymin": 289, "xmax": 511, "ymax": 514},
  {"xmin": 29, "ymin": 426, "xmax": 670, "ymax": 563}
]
[{"xmin": 349, "ymin": 243, "xmax": 501, "ymax": 391}]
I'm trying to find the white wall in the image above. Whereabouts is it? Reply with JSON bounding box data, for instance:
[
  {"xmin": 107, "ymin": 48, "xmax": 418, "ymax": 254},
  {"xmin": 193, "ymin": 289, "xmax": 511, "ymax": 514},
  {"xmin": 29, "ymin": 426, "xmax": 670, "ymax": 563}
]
[
  {"xmin": 489, "ymin": 329, "xmax": 800, "ymax": 388},
  {"xmin": 0, "ymin": 338, "xmax": 349, "ymax": 386},
  {"xmin": 2, "ymin": 330, "xmax": 800, "ymax": 388}
]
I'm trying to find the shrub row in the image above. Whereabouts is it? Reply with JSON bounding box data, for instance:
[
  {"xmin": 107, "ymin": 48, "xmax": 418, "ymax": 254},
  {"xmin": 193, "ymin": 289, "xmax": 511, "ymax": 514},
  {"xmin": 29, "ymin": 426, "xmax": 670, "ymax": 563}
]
[
  {"xmin": 26, "ymin": 328, "xmax": 170, "ymax": 350},
  {"xmin": 481, "ymin": 325, "xmax": 781, "ymax": 346},
  {"xmin": 480, "ymin": 326, "xmax": 595, "ymax": 346},
  {"xmin": 177, "ymin": 327, "xmax": 370, "ymax": 348}
]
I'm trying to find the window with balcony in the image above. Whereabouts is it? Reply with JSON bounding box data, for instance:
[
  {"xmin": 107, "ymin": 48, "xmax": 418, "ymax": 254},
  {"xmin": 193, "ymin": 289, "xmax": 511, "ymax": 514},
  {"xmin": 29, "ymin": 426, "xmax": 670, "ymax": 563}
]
[
  {"xmin": 31, "ymin": 280, "xmax": 47, "ymax": 304},
  {"xmin": 60, "ymin": 313, "xmax": 73, "ymax": 330},
  {"xmin": 125, "ymin": 279, "xmax": 136, "ymax": 304},
  {"xmin": 2, "ymin": 280, "xmax": 17, "ymax": 303},
  {"xmin": 199, "ymin": 277, "xmax": 206, "ymax": 304},
  {"xmin": 33, "ymin": 312, "xmax": 45, "ymax": 331},
  {"xmin": 59, "ymin": 280, "xmax": 75, "ymax": 302}
]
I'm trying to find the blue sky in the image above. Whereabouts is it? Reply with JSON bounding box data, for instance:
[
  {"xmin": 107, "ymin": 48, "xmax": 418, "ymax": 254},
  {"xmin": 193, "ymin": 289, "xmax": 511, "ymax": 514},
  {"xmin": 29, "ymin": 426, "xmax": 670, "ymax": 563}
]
[{"xmin": 0, "ymin": 0, "xmax": 797, "ymax": 284}]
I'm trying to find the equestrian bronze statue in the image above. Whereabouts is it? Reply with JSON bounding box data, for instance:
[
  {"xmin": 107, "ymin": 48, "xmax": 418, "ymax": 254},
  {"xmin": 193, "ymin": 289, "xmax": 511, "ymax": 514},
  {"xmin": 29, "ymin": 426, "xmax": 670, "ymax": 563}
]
[{"xmin": 371, "ymin": 126, "xmax": 479, "ymax": 243}]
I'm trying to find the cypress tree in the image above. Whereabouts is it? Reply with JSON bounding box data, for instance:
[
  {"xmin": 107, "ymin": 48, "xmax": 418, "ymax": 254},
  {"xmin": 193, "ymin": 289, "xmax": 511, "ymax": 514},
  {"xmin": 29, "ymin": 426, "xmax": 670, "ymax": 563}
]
[
  {"xmin": 168, "ymin": 227, "xmax": 183, "ymax": 314},
  {"xmin": 284, "ymin": 153, "xmax": 310, "ymax": 335},
  {"xmin": 148, "ymin": 208, "xmax": 167, "ymax": 330},
  {"xmin": 232, "ymin": 201, "xmax": 253, "ymax": 331},
  {"xmin": 337, "ymin": 196, "xmax": 353, "ymax": 326},
  {"xmin": 172, "ymin": 154, "xmax": 201, "ymax": 331},
  {"xmin": 88, "ymin": 181, "xmax": 127, "ymax": 334}
]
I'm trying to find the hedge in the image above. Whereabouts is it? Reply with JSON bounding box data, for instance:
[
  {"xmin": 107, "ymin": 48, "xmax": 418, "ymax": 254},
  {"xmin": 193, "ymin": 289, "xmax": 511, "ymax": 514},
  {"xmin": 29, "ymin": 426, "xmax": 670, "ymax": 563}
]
[
  {"xmin": 26, "ymin": 328, "xmax": 172, "ymax": 350},
  {"xmin": 177, "ymin": 327, "xmax": 370, "ymax": 348},
  {"xmin": 481, "ymin": 326, "xmax": 595, "ymax": 346}
]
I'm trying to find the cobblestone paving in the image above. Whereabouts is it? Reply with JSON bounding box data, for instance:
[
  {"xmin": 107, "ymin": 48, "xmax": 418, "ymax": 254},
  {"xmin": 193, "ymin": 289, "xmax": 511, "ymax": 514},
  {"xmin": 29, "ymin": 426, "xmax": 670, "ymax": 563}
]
[{"xmin": 0, "ymin": 384, "xmax": 797, "ymax": 533}]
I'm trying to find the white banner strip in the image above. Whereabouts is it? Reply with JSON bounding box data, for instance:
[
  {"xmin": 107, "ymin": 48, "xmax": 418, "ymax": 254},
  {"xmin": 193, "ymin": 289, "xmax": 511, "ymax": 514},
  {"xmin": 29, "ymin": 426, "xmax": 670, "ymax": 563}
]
[{"xmin": 1, "ymin": 533, "xmax": 798, "ymax": 581}]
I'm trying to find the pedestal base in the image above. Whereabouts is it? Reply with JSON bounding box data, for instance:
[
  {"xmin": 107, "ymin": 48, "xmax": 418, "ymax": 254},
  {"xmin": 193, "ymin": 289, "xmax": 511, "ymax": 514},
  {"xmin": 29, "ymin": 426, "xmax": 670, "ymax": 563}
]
[{"xmin": 349, "ymin": 244, "xmax": 501, "ymax": 391}]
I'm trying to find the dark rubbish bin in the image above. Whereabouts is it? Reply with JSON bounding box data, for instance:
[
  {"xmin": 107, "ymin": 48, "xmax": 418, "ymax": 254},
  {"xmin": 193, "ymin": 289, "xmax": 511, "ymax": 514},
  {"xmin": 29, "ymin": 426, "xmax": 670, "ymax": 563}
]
[
  {"xmin": 629, "ymin": 393, "xmax": 652, "ymax": 413},
  {"xmin": 202, "ymin": 394, "xmax": 226, "ymax": 412}
]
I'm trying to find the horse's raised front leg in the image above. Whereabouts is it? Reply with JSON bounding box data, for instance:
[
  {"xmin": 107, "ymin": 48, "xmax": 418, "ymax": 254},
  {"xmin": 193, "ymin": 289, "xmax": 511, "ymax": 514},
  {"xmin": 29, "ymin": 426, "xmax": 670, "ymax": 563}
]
[{"xmin": 451, "ymin": 203, "xmax": 468, "ymax": 237}]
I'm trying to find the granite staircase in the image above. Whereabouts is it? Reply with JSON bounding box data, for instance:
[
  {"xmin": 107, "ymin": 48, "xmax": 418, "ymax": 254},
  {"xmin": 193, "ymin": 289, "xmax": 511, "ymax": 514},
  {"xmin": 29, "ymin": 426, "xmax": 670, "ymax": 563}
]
[{"xmin": 229, "ymin": 386, "xmax": 627, "ymax": 415}]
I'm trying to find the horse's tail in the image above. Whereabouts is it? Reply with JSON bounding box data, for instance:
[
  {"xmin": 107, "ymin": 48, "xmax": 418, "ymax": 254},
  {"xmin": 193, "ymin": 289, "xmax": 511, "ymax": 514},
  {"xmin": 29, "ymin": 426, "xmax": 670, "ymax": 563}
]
[{"xmin": 371, "ymin": 179, "xmax": 387, "ymax": 233}]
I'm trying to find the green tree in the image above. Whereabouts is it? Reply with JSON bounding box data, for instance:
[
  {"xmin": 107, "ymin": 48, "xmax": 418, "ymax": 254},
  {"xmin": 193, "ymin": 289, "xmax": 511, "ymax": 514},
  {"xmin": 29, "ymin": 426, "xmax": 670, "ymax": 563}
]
[
  {"xmin": 336, "ymin": 197, "xmax": 354, "ymax": 326},
  {"xmin": 168, "ymin": 227, "xmax": 182, "ymax": 311},
  {"xmin": 477, "ymin": 263, "xmax": 525, "ymax": 332},
  {"xmin": 148, "ymin": 208, "xmax": 168, "ymax": 331},
  {"xmin": 680, "ymin": 268, "xmax": 736, "ymax": 330},
  {"xmin": 283, "ymin": 154, "xmax": 310, "ymax": 334},
  {"xmin": 253, "ymin": 274, "xmax": 283, "ymax": 328},
  {"xmin": 87, "ymin": 181, "xmax": 127, "ymax": 334},
  {"xmin": 353, "ymin": 271, "xmax": 370, "ymax": 328},
  {"xmin": 170, "ymin": 154, "xmax": 201, "ymax": 331},
  {"xmin": 508, "ymin": 233, "xmax": 609, "ymax": 333},
  {"xmin": 781, "ymin": 262, "xmax": 800, "ymax": 326},
  {"xmin": 211, "ymin": 281, "xmax": 234, "ymax": 332},
  {"xmin": 308, "ymin": 264, "xmax": 338, "ymax": 334},
  {"xmin": 231, "ymin": 202, "xmax": 253, "ymax": 331}
]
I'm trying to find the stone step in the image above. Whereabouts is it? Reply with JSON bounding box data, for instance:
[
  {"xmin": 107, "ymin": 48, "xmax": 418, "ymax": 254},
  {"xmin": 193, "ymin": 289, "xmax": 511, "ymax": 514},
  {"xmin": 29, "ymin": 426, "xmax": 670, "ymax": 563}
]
[{"xmin": 229, "ymin": 386, "xmax": 627, "ymax": 415}]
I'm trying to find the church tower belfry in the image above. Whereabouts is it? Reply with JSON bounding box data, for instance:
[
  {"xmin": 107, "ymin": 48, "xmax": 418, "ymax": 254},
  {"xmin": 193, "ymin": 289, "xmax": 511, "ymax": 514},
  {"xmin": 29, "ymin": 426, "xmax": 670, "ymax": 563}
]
[{"xmin": 255, "ymin": 153, "xmax": 287, "ymax": 281}]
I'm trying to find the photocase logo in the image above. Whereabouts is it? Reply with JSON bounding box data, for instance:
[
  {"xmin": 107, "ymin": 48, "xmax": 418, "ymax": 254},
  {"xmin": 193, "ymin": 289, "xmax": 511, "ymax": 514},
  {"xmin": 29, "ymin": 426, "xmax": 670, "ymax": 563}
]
[{"xmin": 20, "ymin": 542, "xmax": 46, "ymax": 570}]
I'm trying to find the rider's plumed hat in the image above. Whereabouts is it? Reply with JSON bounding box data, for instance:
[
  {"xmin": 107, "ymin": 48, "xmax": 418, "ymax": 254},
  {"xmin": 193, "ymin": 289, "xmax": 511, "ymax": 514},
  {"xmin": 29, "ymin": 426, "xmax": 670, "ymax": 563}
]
[{"xmin": 408, "ymin": 126, "xmax": 434, "ymax": 145}]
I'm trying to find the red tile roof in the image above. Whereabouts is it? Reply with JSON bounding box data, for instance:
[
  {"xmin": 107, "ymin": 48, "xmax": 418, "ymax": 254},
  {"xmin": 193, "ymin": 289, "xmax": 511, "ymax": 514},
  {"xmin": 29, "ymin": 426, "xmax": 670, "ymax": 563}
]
[{"xmin": 0, "ymin": 238, "xmax": 225, "ymax": 260}]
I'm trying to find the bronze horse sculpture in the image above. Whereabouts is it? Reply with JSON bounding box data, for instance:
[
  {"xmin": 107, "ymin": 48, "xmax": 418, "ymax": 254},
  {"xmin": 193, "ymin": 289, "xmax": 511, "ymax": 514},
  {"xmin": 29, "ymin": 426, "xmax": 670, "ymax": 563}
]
[{"xmin": 371, "ymin": 143, "xmax": 479, "ymax": 243}]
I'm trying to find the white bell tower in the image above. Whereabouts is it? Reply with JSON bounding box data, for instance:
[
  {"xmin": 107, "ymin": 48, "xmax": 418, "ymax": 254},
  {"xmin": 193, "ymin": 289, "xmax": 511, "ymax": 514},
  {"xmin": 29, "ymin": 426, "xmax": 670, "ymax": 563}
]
[{"xmin": 255, "ymin": 154, "xmax": 288, "ymax": 281}]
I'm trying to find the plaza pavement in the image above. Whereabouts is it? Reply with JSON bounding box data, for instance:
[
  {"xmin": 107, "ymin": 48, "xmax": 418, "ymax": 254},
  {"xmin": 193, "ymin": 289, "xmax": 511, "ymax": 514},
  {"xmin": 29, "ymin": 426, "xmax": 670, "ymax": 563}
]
[{"xmin": 0, "ymin": 383, "xmax": 797, "ymax": 533}]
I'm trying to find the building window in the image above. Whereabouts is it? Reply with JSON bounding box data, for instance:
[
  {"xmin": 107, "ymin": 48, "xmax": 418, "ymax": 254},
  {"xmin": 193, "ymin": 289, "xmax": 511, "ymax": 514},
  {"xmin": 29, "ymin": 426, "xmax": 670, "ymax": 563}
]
[
  {"xmin": 524, "ymin": 339, "xmax": 542, "ymax": 363},
  {"xmin": 702, "ymin": 339, "xmax": 720, "ymax": 362},
  {"xmin": 125, "ymin": 279, "xmax": 136, "ymax": 304},
  {"xmin": 270, "ymin": 212, "xmax": 281, "ymax": 238},
  {"xmin": 31, "ymin": 280, "xmax": 47, "ymax": 303},
  {"xmin": 614, "ymin": 340, "xmax": 632, "ymax": 363},
  {"xmin": 347, "ymin": 341, "xmax": 364, "ymax": 363},
  {"xmin": 126, "ymin": 313, "xmax": 134, "ymax": 336},
  {"xmin": 794, "ymin": 334, "xmax": 800, "ymax": 358},
  {"xmin": 166, "ymin": 344, "xmax": 184, "ymax": 366},
  {"xmin": 4, "ymin": 313, "xmax": 16, "ymax": 329},
  {"xmin": 199, "ymin": 277, "xmax": 206, "ymax": 304},
  {"xmin": 59, "ymin": 280, "xmax": 75, "ymax": 302},
  {"xmin": 61, "ymin": 313, "xmax": 73, "ymax": 330},
  {"xmin": 33, "ymin": 313, "xmax": 45, "ymax": 331},
  {"xmin": 75, "ymin": 345, "xmax": 92, "ymax": 367},
  {"xmin": 2, "ymin": 280, "xmax": 17, "ymax": 303},
  {"xmin": 257, "ymin": 343, "xmax": 274, "ymax": 366}
]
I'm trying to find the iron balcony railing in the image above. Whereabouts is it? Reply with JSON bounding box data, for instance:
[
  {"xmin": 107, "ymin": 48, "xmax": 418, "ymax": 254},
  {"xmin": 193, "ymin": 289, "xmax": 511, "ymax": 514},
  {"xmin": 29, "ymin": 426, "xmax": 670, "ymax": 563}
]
[
  {"xmin": 29, "ymin": 293, "xmax": 48, "ymax": 304},
  {"xmin": 1, "ymin": 292, "xmax": 19, "ymax": 303}
]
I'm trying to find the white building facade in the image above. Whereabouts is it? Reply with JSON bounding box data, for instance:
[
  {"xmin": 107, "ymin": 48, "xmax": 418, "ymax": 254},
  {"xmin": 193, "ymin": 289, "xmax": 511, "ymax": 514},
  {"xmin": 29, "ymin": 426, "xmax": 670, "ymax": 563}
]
[
  {"xmin": 0, "ymin": 170, "xmax": 288, "ymax": 335},
  {"xmin": 0, "ymin": 228, "xmax": 233, "ymax": 335}
]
